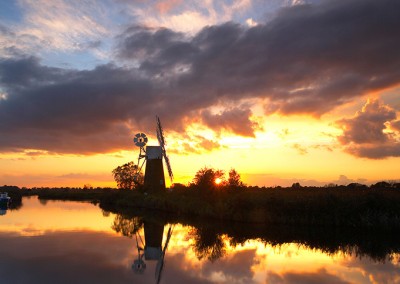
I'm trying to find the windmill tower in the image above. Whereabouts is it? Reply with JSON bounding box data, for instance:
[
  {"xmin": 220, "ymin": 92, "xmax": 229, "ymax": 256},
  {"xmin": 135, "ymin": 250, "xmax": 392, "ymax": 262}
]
[{"xmin": 133, "ymin": 116, "xmax": 173, "ymax": 192}]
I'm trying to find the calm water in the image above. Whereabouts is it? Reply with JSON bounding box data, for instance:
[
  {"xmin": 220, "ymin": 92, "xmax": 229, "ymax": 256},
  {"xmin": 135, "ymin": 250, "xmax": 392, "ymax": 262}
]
[{"xmin": 1, "ymin": 197, "xmax": 400, "ymax": 284}]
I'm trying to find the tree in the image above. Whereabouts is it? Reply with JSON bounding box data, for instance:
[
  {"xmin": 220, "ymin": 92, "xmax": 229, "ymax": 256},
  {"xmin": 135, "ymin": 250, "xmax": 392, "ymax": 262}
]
[
  {"xmin": 191, "ymin": 167, "xmax": 225, "ymax": 190},
  {"xmin": 227, "ymin": 168, "xmax": 244, "ymax": 188},
  {"xmin": 291, "ymin": 182, "xmax": 301, "ymax": 189},
  {"xmin": 112, "ymin": 161, "xmax": 143, "ymax": 189}
]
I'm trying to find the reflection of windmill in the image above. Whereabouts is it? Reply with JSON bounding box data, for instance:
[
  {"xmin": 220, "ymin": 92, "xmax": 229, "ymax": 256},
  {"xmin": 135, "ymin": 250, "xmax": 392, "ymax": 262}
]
[
  {"xmin": 132, "ymin": 222, "xmax": 174, "ymax": 284},
  {"xmin": 133, "ymin": 116, "xmax": 173, "ymax": 191}
]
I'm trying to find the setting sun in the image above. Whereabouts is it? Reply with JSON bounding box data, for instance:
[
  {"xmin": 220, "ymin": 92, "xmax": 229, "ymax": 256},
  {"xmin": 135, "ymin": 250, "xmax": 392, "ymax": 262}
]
[{"xmin": 215, "ymin": 178, "xmax": 222, "ymax": 185}]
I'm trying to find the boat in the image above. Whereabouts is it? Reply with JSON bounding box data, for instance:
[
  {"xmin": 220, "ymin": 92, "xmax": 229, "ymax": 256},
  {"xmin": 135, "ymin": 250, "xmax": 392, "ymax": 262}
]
[{"xmin": 0, "ymin": 192, "xmax": 11, "ymax": 207}]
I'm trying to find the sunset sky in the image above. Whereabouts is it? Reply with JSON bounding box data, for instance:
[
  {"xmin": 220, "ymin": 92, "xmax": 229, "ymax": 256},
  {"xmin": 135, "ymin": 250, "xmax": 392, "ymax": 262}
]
[{"xmin": 0, "ymin": 0, "xmax": 399, "ymax": 188}]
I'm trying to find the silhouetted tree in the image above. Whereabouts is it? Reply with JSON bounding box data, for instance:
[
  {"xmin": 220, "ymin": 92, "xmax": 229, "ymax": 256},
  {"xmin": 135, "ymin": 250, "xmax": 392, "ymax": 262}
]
[
  {"xmin": 371, "ymin": 181, "xmax": 391, "ymax": 189},
  {"xmin": 83, "ymin": 184, "xmax": 93, "ymax": 190},
  {"xmin": 191, "ymin": 167, "xmax": 225, "ymax": 190},
  {"xmin": 291, "ymin": 182, "xmax": 301, "ymax": 189},
  {"xmin": 112, "ymin": 161, "xmax": 143, "ymax": 189},
  {"xmin": 346, "ymin": 183, "xmax": 367, "ymax": 189},
  {"xmin": 227, "ymin": 168, "xmax": 244, "ymax": 188}
]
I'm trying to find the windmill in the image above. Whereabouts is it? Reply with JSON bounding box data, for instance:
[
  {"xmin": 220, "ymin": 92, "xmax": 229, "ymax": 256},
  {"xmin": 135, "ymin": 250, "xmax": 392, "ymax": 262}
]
[{"xmin": 133, "ymin": 116, "xmax": 173, "ymax": 191}]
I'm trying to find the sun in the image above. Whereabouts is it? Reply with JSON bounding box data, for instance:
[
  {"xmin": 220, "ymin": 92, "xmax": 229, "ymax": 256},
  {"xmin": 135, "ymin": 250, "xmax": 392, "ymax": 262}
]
[{"xmin": 215, "ymin": 178, "xmax": 222, "ymax": 185}]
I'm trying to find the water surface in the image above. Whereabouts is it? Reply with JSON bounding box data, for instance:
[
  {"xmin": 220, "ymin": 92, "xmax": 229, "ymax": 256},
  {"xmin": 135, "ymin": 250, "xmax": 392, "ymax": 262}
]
[{"xmin": 0, "ymin": 197, "xmax": 399, "ymax": 283}]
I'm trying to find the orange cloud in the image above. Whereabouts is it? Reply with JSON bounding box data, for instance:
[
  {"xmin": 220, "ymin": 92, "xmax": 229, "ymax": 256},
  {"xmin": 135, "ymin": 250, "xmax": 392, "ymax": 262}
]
[{"xmin": 336, "ymin": 98, "xmax": 400, "ymax": 159}]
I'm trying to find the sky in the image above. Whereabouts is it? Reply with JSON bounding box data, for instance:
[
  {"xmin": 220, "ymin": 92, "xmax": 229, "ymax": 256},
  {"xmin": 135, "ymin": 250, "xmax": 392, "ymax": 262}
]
[{"xmin": 0, "ymin": 0, "xmax": 399, "ymax": 188}]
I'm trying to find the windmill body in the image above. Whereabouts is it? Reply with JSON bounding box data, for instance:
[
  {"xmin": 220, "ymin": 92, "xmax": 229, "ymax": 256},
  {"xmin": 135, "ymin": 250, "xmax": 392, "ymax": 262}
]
[{"xmin": 144, "ymin": 146, "xmax": 166, "ymax": 191}]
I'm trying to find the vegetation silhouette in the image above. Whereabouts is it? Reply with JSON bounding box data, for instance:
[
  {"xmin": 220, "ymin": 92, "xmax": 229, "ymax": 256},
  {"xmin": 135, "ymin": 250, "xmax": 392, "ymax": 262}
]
[
  {"xmin": 188, "ymin": 226, "xmax": 226, "ymax": 262},
  {"xmin": 3, "ymin": 184, "xmax": 400, "ymax": 263},
  {"xmin": 112, "ymin": 214, "xmax": 143, "ymax": 237},
  {"xmin": 112, "ymin": 161, "xmax": 143, "ymax": 189},
  {"xmin": 2, "ymin": 168, "xmax": 400, "ymax": 229},
  {"xmin": 109, "ymin": 208, "xmax": 400, "ymax": 263}
]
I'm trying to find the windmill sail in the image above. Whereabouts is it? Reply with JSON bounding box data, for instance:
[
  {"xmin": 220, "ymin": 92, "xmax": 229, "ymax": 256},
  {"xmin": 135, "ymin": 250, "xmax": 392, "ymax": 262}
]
[{"xmin": 156, "ymin": 116, "xmax": 174, "ymax": 182}]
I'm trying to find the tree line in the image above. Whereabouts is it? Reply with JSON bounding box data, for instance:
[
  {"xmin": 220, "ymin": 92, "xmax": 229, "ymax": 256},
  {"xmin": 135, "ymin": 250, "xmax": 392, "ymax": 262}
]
[{"xmin": 111, "ymin": 161, "xmax": 400, "ymax": 191}]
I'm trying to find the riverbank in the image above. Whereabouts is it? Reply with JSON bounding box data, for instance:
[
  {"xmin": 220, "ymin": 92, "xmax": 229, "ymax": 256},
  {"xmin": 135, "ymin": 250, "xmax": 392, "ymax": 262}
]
[{"xmin": 3, "ymin": 185, "xmax": 400, "ymax": 228}]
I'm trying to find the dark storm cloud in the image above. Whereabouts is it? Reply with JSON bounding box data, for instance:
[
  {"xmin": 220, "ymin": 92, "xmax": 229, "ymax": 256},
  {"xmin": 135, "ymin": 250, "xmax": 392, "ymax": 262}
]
[
  {"xmin": 1, "ymin": 0, "xmax": 400, "ymax": 154},
  {"xmin": 336, "ymin": 99, "xmax": 400, "ymax": 159}
]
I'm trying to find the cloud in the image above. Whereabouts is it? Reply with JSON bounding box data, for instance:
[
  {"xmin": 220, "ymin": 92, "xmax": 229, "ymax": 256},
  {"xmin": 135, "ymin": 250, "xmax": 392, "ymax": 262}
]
[
  {"xmin": 0, "ymin": 0, "xmax": 111, "ymax": 61},
  {"xmin": 336, "ymin": 98, "xmax": 400, "ymax": 159},
  {"xmin": 200, "ymin": 107, "xmax": 262, "ymax": 137},
  {"xmin": 118, "ymin": 0, "xmax": 400, "ymax": 116},
  {"xmin": 292, "ymin": 143, "xmax": 308, "ymax": 155},
  {"xmin": 128, "ymin": 0, "xmax": 253, "ymax": 34},
  {"xmin": 1, "ymin": 0, "xmax": 400, "ymax": 154},
  {"xmin": 330, "ymin": 175, "xmax": 367, "ymax": 186},
  {"xmin": 17, "ymin": 0, "xmax": 109, "ymax": 51},
  {"xmin": 169, "ymin": 134, "xmax": 223, "ymax": 155},
  {"xmin": 391, "ymin": 120, "xmax": 400, "ymax": 132}
]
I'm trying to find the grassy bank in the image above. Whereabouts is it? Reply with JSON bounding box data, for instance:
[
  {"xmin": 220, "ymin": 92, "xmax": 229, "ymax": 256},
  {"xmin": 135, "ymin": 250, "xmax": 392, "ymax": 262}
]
[
  {"xmin": 5, "ymin": 185, "xmax": 400, "ymax": 228},
  {"xmin": 122, "ymin": 187, "xmax": 400, "ymax": 228}
]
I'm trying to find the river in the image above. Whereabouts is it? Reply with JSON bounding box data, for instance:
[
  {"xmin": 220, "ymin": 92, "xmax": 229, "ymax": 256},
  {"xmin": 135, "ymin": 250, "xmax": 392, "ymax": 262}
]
[{"xmin": 0, "ymin": 197, "xmax": 399, "ymax": 283}]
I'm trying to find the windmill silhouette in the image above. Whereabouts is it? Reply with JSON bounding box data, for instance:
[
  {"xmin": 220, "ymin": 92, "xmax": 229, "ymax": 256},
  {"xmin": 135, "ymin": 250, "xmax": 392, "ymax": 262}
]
[{"xmin": 133, "ymin": 116, "xmax": 173, "ymax": 191}]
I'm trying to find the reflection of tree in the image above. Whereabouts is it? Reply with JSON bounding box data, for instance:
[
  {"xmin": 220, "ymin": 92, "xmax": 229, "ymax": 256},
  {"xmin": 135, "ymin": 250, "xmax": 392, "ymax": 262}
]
[
  {"xmin": 189, "ymin": 227, "xmax": 226, "ymax": 262},
  {"xmin": 112, "ymin": 214, "xmax": 143, "ymax": 238}
]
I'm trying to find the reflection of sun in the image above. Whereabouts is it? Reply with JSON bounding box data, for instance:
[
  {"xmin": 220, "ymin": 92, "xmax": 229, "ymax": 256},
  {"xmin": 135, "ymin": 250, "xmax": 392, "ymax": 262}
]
[{"xmin": 215, "ymin": 178, "xmax": 222, "ymax": 185}]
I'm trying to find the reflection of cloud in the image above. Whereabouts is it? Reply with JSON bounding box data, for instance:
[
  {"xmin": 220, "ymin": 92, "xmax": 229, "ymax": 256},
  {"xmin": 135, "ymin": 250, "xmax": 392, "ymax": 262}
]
[
  {"xmin": 336, "ymin": 98, "xmax": 400, "ymax": 159},
  {"xmin": 342, "ymin": 255, "xmax": 400, "ymax": 284},
  {"xmin": 0, "ymin": 231, "xmax": 149, "ymax": 284},
  {"xmin": 267, "ymin": 268, "xmax": 351, "ymax": 284},
  {"xmin": 202, "ymin": 249, "xmax": 258, "ymax": 283}
]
